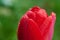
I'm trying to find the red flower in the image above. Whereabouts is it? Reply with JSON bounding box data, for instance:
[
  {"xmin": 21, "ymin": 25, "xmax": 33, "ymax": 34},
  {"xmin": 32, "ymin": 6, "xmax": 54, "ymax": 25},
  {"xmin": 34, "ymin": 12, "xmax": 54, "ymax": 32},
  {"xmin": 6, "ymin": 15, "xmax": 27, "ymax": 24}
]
[{"xmin": 17, "ymin": 6, "xmax": 56, "ymax": 40}]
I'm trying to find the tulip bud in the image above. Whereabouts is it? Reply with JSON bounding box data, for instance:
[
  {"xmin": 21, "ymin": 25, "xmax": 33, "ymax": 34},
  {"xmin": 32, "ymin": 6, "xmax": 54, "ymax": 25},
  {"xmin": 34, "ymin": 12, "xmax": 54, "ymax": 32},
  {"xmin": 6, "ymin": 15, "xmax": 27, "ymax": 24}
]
[{"xmin": 17, "ymin": 6, "xmax": 56, "ymax": 40}]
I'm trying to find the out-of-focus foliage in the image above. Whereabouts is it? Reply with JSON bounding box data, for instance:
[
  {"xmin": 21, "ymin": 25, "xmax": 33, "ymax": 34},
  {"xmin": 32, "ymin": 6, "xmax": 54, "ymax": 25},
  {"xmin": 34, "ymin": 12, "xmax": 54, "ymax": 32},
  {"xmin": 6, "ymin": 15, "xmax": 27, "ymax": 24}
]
[{"xmin": 0, "ymin": 0, "xmax": 60, "ymax": 40}]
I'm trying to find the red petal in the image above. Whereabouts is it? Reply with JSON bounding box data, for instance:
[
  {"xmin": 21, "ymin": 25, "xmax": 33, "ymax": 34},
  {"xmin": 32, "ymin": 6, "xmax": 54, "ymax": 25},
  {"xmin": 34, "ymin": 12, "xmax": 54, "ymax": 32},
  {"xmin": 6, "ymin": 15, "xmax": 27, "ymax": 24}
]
[
  {"xmin": 46, "ymin": 12, "xmax": 56, "ymax": 40},
  {"xmin": 18, "ymin": 15, "xmax": 29, "ymax": 40},
  {"xmin": 40, "ymin": 16, "xmax": 52, "ymax": 37},
  {"xmin": 27, "ymin": 19, "xmax": 42, "ymax": 40}
]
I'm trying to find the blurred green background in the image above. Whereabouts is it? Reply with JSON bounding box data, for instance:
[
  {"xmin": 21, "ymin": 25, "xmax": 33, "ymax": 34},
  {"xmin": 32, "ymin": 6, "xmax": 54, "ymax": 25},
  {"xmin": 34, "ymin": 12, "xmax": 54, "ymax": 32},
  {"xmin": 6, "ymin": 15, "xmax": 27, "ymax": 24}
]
[{"xmin": 0, "ymin": 0, "xmax": 59, "ymax": 40}]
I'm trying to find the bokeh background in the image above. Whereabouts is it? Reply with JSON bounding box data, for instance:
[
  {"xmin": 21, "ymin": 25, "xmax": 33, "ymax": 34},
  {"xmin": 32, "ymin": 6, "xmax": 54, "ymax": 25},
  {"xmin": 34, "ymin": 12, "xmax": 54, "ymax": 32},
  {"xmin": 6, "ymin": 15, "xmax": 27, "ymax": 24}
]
[{"xmin": 0, "ymin": 0, "xmax": 59, "ymax": 40}]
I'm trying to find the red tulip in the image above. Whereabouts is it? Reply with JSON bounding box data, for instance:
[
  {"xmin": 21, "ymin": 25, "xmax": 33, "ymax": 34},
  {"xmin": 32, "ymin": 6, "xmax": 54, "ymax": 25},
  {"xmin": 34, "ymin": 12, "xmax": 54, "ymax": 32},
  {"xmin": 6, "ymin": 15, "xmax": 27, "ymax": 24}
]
[{"xmin": 17, "ymin": 6, "xmax": 56, "ymax": 40}]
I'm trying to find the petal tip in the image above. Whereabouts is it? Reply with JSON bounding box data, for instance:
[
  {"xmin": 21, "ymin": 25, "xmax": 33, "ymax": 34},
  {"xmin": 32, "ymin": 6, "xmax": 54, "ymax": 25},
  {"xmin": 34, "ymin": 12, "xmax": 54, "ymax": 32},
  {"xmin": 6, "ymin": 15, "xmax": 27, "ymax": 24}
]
[
  {"xmin": 30, "ymin": 6, "xmax": 40, "ymax": 12},
  {"xmin": 51, "ymin": 12, "xmax": 56, "ymax": 20}
]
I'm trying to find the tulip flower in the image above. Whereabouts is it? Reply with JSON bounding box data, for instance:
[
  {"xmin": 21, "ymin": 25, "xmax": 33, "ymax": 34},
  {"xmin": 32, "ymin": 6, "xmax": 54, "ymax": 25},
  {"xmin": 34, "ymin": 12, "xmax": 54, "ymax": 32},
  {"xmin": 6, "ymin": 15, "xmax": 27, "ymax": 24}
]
[{"xmin": 17, "ymin": 6, "xmax": 56, "ymax": 40}]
